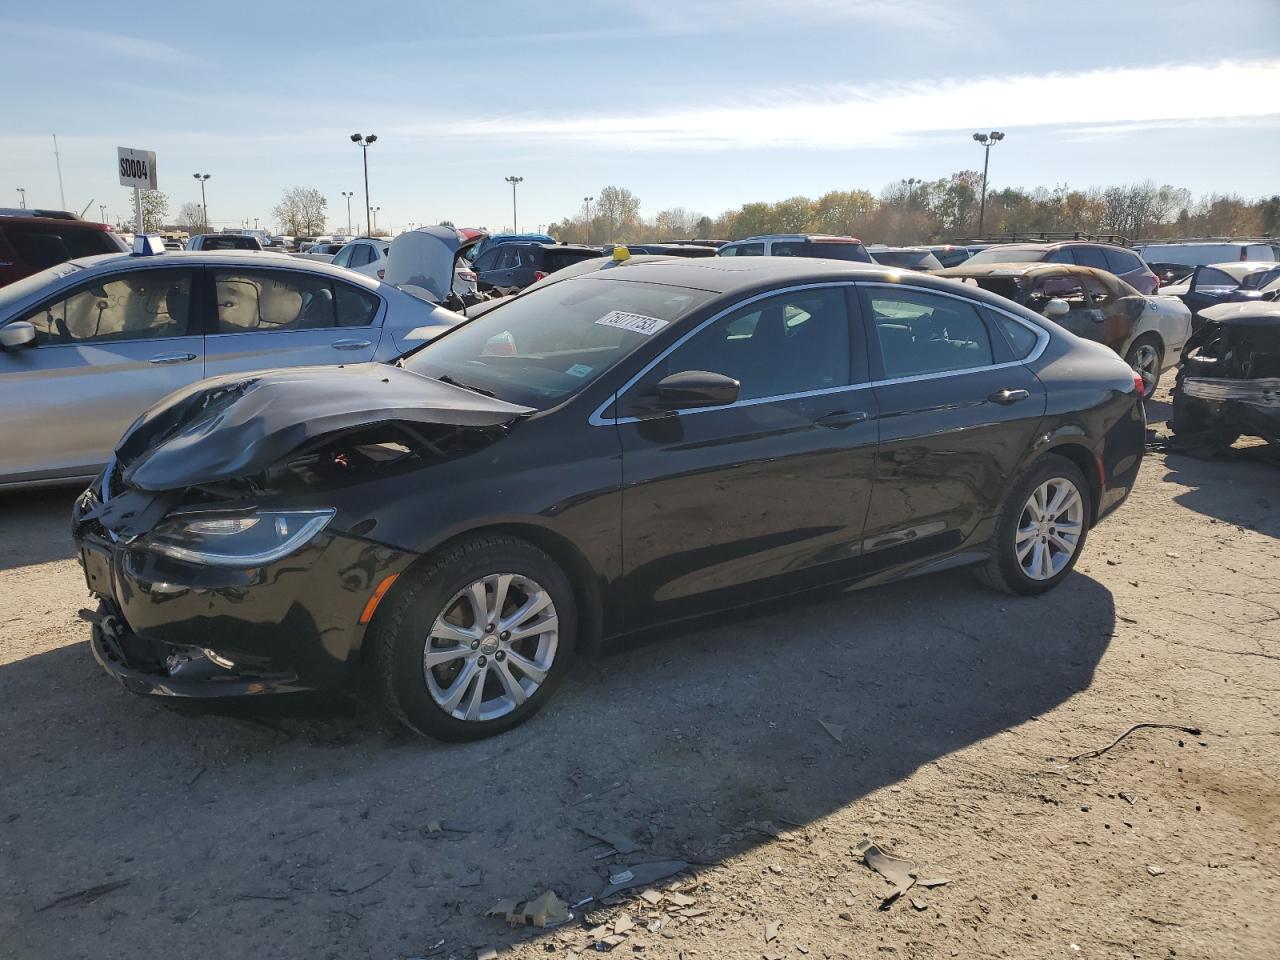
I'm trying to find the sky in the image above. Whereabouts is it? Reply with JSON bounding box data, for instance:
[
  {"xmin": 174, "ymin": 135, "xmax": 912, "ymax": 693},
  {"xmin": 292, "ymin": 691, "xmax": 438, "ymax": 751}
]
[{"xmin": 2, "ymin": 0, "xmax": 1277, "ymax": 235}]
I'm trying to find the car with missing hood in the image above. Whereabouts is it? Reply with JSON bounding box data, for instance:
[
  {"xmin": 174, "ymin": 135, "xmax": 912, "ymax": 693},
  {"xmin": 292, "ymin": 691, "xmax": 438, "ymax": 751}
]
[
  {"xmin": 964, "ymin": 241, "xmax": 1161, "ymax": 294},
  {"xmin": 0, "ymin": 231, "xmax": 465, "ymax": 489},
  {"xmin": 1159, "ymin": 261, "xmax": 1280, "ymax": 326},
  {"xmin": 937, "ymin": 261, "xmax": 1191, "ymax": 398},
  {"xmin": 71, "ymin": 255, "xmax": 1146, "ymax": 741},
  {"xmin": 1171, "ymin": 300, "xmax": 1280, "ymax": 450}
]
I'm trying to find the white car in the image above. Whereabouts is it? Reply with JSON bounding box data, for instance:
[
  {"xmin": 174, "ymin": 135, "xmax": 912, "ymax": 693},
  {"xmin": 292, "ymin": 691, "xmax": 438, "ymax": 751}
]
[{"xmin": 332, "ymin": 236, "xmax": 478, "ymax": 301}]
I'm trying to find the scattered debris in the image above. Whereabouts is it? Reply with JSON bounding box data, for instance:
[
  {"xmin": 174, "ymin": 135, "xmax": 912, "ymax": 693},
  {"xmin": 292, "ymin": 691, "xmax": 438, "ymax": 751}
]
[
  {"xmin": 579, "ymin": 825, "xmax": 642, "ymax": 856},
  {"xmin": 818, "ymin": 720, "xmax": 845, "ymax": 744},
  {"xmin": 917, "ymin": 877, "xmax": 950, "ymax": 889},
  {"xmin": 910, "ymin": 897, "xmax": 928, "ymax": 911},
  {"xmin": 330, "ymin": 866, "xmax": 392, "ymax": 896},
  {"xmin": 1067, "ymin": 723, "xmax": 1203, "ymax": 762},
  {"xmin": 1146, "ymin": 865, "xmax": 1166, "ymax": 877},
  {"xmin": 1118, "ymin": 791, "xmax": 1137, "ymax": 805},
  {"xmin": 36, "ymin": 879, "xmax": 130, "ymax": 912},
  {"xmin": 639, "ymin": 889, "xmax": 663, "ymax": 905},
  {"xmin": 765, "ymin": 920, "xmax": 779, "ymax": 942},
  {"xmin": 476, "ymin": 948, "xmax": 498, "ymax": 960},
  {"xmin": 855, "ymin": 839, "xmax": 917, "ymax": 909},
  {"xmin": 665, "ymin": 891, "xmax": 696, "ymax": 907},
  {"xmin": 487, "ymin": 890, "xmax": 573, "ymax": 928},
  {"xmin": 597, "ymin": 860, "xmax": 689, "ymax": 900},
  {"xmin": 612, "ymin": 914, "xmax": 634, "ymax": 935}
]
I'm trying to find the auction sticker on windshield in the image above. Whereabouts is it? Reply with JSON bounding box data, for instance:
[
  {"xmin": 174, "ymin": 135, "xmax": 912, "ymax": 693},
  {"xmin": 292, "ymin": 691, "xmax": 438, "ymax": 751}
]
[{"xmin": 595, "ymin": 311, "xmax": 669, "ymax": 336}]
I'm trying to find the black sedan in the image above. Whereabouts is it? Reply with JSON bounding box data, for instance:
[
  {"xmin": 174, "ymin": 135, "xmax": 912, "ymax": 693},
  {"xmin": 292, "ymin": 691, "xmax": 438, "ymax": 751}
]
[{"xmin": 73, "ymin": 257, "xmax": 1146, "ymax": 740}]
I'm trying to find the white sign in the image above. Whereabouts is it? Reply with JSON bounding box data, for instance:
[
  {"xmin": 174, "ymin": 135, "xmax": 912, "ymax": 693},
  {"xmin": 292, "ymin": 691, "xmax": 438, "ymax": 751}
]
[
  {"xmin": 594, "ymin": 310, "xmax": 669, "ymax": 336},
  {"xmin": 117, "ymin": 147, "xmax": 157, "ymax": 190}
]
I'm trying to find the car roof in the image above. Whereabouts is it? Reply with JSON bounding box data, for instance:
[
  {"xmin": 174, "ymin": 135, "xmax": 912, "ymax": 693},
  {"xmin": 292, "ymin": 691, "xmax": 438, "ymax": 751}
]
[
  {"xmin": 736, "ymin": 234, "xmax": 864, "ymax": 243},
  {"xmin": 938, "ymin": 261, "xmax": 1090, "ymax": 278},
  {"xmin": 65, "ymin": 249, "xmax": 384, "ymax": 288},
  {"xmin": 549, "ymin": 254, "xmax": 921, "ymax": 294}
]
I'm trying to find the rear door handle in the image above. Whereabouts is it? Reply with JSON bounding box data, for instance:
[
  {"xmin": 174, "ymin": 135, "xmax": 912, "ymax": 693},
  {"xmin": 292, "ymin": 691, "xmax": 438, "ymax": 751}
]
[
  {"xmin": 148, "ymin": 353, "xmax": 197, "ymax": 364},
  {"xmin": 988, "ymin": 388, "xmax": 1030, "ymax": 404},
  {"xmin": 331, "ymin": 338, "xmax": 372, "ymax": 350},
  {"xmin": 814, "ymin": 410, "xmax": 870, "ymax": 429}
]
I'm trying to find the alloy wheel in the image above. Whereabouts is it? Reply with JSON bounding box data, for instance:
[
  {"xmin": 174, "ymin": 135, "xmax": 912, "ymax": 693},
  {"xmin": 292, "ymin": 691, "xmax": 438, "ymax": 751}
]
[
  {"xmin": 1130, "ymin": 343, "xmax": 1160, "ymax": 396},
  {"xmin": 1015, "ymin": 478, "xmax": 1084, "ymax": 581},
  {"xmin": 423, "ymin": 573, "xmax": 558, "ymax": 722}
]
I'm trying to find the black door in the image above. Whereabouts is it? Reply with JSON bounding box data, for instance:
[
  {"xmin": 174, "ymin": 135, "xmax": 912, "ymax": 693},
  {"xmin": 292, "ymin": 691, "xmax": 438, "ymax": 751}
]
[
  {"xmin": 615, "ymin": 285, "xmax": 879, "ymax": 626},
  {"xmin": 858, "ymin": 282, "xmax": 1046, "ymax": 564}
]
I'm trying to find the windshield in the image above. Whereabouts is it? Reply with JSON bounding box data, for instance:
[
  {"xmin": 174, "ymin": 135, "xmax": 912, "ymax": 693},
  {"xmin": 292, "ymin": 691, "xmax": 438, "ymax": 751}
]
[
  {"xmin": 403, "ymin": 276, "xmax": 713, "ymax": 408},
  {"xmin": 873, "ymin": 250, "xmax": 944, "ymax": 270},
  {"xmin": 966, "ymin": 247, "xmax": 1048, "ymax": 265},
  {"xmin": 1239, "ymin": 267, "xmax": 1280, "ymax": 291},
  {"xmin": 0, "ymin": 261, "xmax": 83, "ymax": 313}
]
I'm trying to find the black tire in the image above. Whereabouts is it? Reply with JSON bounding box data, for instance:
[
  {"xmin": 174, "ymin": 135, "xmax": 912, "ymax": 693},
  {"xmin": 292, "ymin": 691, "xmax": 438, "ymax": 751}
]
[
  {"xmin": 977, "ymin": 454, "xmax": 1092, "ymax": 596},
  {"xmin": 1124, "ymin": 335, "xmax": 1163, "ymax": 399},
  {"xmin": 371, "ymin": 534, "xmax": 576, "ymax": 742}
]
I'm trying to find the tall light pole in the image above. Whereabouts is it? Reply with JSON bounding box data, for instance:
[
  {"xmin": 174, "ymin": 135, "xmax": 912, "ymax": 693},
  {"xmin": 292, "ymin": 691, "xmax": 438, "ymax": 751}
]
[
  {"xmin": 350, "ymin": 134, "xmax": 377, "ymax": 235},
  {"xmin": 99, "ymin": 203, "xmax": 107, "ymax": 223},
  {"xmin": 972, "ymin": 131, "xmax": 1005, "ymax": 236},
  {"xmin": 505, "ymin": 175, "xmax": 523, "ymax": 233},
  {"xmin": 17, "ymin": 188, "xmax": 26, "ymax": 209},
  {"xmin": 341, "ymin": 191, "xmax": 354, "ymax": 236},
  {"xmin": 193, "ymin": 174, "xmax": 211, "ymax": 232},
  {"xmin": 52, "ymin": 134, "xmax": 66, "ymax": 210},
  {"xmin": 372, "ymin": 206, "xmax": 381, "ymax": 234},
  {"xmin": 582, "ymin": 195, "xmax": 593, "ymax": 243}
]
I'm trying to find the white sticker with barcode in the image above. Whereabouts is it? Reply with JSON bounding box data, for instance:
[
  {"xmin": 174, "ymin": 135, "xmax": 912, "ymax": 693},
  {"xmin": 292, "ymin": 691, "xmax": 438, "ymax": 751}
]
[{"xmin": 594, "ymin": 310, "xmax": 669, "ymax": 336}]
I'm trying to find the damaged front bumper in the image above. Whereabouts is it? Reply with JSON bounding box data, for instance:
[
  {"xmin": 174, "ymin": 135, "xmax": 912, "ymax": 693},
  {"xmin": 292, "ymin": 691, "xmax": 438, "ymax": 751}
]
[
  {"xmin": 72, "ymin": 481, "xmax": 416, "ymax": 698},
  {"xmin": 1180, "ymin": 376, "xmax": 1280, "ymax": 406}
]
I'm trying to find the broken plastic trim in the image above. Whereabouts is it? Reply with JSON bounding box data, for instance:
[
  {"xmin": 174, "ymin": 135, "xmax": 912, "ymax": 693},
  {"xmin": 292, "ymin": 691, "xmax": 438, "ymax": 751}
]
[{"xmin": 1181, "ymin": 376, "xmax": 1280, "ymax": 406}]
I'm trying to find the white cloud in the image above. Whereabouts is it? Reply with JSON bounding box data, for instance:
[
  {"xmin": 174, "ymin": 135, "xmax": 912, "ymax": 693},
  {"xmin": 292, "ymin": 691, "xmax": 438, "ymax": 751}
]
[
  {"xmin": 430, "ymin": 59, "xmax": 1280, "ymax": 151},
  {"xmin": 0, "ymin": 22, "xmax": 197, "ymax": 66}
]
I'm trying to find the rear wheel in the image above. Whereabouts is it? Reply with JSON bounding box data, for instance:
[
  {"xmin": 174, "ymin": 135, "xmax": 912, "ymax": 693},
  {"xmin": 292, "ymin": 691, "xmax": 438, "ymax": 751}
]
[
  {"xmin": 978, "ymin": 455, "xmax": 1091, "ymax": 595},
  {"xmin": 1125, "ymin": 336, "xmax": 1163, "ymax": 399},
  {"xmin": 372, "ymin": 535, "xmax": 576, "ymax": 741}
]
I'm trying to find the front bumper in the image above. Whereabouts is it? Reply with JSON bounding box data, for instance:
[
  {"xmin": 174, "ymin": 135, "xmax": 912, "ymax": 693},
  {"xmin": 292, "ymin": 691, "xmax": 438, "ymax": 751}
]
[
  {"xmin": 1176, "ymin": 375, "xmax": 1280, "ymax": 443},
  {"xmin": 73, "ymin": 497, "xmax": 416, "ymax": 698}
]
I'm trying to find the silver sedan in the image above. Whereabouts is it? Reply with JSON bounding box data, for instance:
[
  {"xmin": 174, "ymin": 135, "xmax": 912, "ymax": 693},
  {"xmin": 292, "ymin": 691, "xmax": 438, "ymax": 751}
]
[{"xmin": 0, "ymin": 248, "xmax": 460, "ymax": 489}]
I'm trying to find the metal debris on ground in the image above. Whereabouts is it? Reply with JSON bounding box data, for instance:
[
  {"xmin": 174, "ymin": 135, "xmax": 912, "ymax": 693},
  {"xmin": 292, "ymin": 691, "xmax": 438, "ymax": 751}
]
[
  {"xmin": 818, "ymin": 719, "xmax": 845, "ymax": 743},
  {"xmin": 855, "ymin": 839, "xmax": 918, "ymax": 909},
  {"xmin": 597, "ymin": 860, "xmax": 689, "ymax": 899},
  {"xmin": 917, "ymin": 877, "xmax": 950, "ymax": 888},
  {"xmin": 486, "ymin": 890, "xmax": 573, "ymax": 928},
  {"xmin": 764, "ymin": 920, "xmax": 779, "ymax": 942},
  {"xmin": 1066, "ymin": 723, "xmax": 1203, "ymax": 762},
  {"xmin": 578, "ymin": 825, "xmax": 643, "ymax": 856}
]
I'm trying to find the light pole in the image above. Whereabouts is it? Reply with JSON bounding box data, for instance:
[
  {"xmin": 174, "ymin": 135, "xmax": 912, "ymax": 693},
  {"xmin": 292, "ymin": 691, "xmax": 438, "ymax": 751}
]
[
  {"xmin": 17, "ymin": 188, "xmax": 26, "ymax": 209},
  {"xmin": 372, "ymin": 206, "xmax": 381, "ymax": 234},
  {"xmin": 505, "ymin": 176, "xmax": 523, "ymax": 233},
  {"xmin": 192, "ymin": 174, "xmax": 211, "ymax": 232},
  {"xmin": 350, "ymin": 134, "xmax": 377, "ymax": 235},
  {"xmin": 341, "ymin": 191, "xmax": 354, "ymax": 236},
  {"xmin": 99, "ymin": 203, "xmax": 107, "ymax": 223},
  {"xmin": 971, "ymin": 131, "xmax": 1004, "ymax": 235},
  {"xmin": 582, "ymin": 195, "xmax": 593, "ymax": 243}
]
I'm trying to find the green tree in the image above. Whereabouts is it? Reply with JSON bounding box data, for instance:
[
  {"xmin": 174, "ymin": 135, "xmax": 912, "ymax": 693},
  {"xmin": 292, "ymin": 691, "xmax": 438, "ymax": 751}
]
[{"xmin": 124, "ymin": 189, "xmax": 168, "ymax": 232}]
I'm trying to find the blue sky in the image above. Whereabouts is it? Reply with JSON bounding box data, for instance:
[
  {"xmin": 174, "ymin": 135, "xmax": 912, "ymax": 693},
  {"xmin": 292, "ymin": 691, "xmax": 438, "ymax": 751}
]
[{"xmin": 2, "ymin": 0, "xmax": 1277, "ymax": 234}]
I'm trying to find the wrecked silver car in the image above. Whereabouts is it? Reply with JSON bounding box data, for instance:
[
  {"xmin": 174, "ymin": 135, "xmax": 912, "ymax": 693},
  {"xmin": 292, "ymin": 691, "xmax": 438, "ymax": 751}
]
[{"xmin": 1171, "ymin": 301, "xmax": 1280, "ymax": 448}]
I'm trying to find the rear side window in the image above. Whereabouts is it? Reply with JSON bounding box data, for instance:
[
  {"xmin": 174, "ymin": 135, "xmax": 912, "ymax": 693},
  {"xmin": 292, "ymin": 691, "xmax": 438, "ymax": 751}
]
[
  {"xmin": 1246, "ymin": 244, "xmax": 1273, "ymax": 261},
  {"xmin": 2, "ymin": 225, "xmax": 121, "ymax": 270},
  {"xmin": 548, "ymin": 251, "xmax": 597, "ymax": 271},
  {"xmin": 807, "ymin": 241, "xmax": 872, "ymax": 263},
  {"xmin": 771, "ymin": 241, "xmax": 806, "ymax": 256},
  {"xmin": 868, "ymin": 289, "xmax": 994, "ymax": 378},
  {"xmin": 1193, "ymin": 267, "xmax": 1238, "ymax": 289},
  {"xmin": 213, "ymin": 269, "xmax": 378, "ymax": 332},
  {"xmin": 200, "ymin": 235, "xmax": 260, "ymax": 251},
  {"xmin": 1072, "ymin": 246, "xmax": 1112, "ymax": 271},
  {"xmin": 1103, "ymin": 248, "xmax": 1141, "ymax": 274},
  {"xmin": 995, "ymin": 314, "xmax": 1039, "ymax": 358}
]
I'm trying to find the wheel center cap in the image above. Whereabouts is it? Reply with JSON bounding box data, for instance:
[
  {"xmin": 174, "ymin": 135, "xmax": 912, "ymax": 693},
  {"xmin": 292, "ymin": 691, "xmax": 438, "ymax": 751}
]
[{"xmin": 480, "ymin": 635, "xmax": 500, "ymax": 655}]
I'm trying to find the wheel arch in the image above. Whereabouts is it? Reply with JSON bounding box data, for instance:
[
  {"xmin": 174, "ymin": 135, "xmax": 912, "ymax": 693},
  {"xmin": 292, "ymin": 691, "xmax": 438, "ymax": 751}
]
[{"xmin": 1036, "ymin": 441, "xmax": 1102, "ymax": 526}]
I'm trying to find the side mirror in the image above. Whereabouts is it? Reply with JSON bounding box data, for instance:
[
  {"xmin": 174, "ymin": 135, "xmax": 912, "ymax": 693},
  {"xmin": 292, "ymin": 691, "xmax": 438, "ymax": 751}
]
[
  {"xmin": 0, "ymin": 321, "xmax": 37, "ymax": 350},
  {"xmin": 1043, "ymin": 298, "xmax": 1070, "ymax": 318},
  {"xmin": 656, "ymin": 370, "xmax": 740, "ymax": 409}
]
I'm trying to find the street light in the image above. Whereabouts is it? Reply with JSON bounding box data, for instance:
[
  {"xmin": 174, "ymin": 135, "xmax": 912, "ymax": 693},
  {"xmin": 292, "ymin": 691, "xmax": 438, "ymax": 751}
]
[
  {"xmin": 505, "ymin": 176, "xmax": 523, "ymax": 233},
  {"xmin": 971, "ymin": 131, "xmax": 1005, "ymax": 235},
  {"xmin": 16, "ymin": 188, "xmax": 26, "ymax": 209},
  {"xmin": 99, "ymin": 203, "xmax": 107, "ymax": 224},
  {"xmin": 350, "ymin": 134, "xmax": 377, "ymax": 235},
  {"xmin": 341, "ymin": 191, "xmax": 354, "ymax": 236},
  {"xmin": 372, "ymin": 206, "xmax": 381, "ymax": 234},
  {"xmin": 583, "ymin": 195, "xmax": 593, "ymax": 243},
  {"xmin": 192, "ymin": 174, "xmax": 211, "ymax": 232}
]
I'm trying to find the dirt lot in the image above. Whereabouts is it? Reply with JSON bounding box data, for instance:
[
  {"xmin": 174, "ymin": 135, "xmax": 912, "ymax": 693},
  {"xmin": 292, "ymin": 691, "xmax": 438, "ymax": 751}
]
[{"xmin": 1, "ymin": 389, "xmax": 1277, "ymax": 960}]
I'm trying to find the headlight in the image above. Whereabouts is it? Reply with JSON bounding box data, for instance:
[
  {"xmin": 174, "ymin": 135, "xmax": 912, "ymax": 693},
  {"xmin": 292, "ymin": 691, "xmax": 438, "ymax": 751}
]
[{"xmin": 142, "ymin": 509, "xmax": 335, "ymax": 567}]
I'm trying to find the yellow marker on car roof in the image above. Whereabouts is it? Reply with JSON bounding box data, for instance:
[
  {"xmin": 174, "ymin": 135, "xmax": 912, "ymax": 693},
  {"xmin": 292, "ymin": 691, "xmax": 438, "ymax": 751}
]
[{"xmin": 612, "ymin": 245, "xmax": 631, "ymax": 263}]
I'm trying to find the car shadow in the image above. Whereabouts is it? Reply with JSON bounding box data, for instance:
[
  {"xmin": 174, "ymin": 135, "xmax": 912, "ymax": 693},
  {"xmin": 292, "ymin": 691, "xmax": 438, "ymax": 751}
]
[
  {"xmin": 0, "ymin": 486, "xmax": 80, "ymax": 571},
  {"xmin": 0, "ymin": 565, "xmax": 1115, "ymax": 958},
  {"xmin": 1161, "ymin": 446, "xmax": 1279, "ymax": 539}
]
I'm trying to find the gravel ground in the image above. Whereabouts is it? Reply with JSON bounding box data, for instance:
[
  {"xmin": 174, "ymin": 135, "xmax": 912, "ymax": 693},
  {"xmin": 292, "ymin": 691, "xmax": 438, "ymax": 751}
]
[{"xmin": 1, "ymin": 387, "xmax": 1277, "ymax": 960}]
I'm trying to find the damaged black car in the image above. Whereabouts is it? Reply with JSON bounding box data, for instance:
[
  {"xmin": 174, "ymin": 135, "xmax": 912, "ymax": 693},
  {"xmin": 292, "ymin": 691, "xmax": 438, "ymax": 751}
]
[
  {"xmin": 1171, "ymin": 301, "xmax": 1280, "ymax": 449},
  {"xmin": 74, "ymin": 257, "xmax": 1146, "ymax": 740}
]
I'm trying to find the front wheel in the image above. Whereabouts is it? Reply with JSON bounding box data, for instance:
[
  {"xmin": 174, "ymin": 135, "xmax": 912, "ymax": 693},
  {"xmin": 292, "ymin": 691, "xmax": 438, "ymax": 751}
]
[
  {"xmin": 1125, "ymin": 337, "xmax": 1163, "ymax": 399},
  {"xmin": 978, "ymin": 455, "xmax": 1091, "ymax": 595},
  {"xmin": 372, "ymin": 535, "xmax": 576, "ymax": 741}
]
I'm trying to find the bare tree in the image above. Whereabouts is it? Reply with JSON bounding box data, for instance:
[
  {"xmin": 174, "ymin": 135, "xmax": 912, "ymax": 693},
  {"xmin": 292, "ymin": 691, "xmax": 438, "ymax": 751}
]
[
  {"xmin": 272, "ymin": 187, "xmax": 328, "ymax": 236},
  {"xmin": 176, "ymin": 201, "xmax": 205, "ymax": 233}
]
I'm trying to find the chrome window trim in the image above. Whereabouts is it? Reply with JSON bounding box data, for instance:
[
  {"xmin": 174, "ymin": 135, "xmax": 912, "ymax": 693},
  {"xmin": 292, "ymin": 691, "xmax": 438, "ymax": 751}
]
[{"xmin": 589, "ymin": 279, "xmax": 1051, "ymax": 426}]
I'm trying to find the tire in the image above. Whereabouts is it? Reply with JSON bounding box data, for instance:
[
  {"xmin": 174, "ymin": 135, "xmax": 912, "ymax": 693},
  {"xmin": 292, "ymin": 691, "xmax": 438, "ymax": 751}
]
[
  {"xmin": 1124, "ymin": 336, "xmax": 1163, "ymax": 399},
  {"xmin": 977, "ymin": 454, "xmax": 1092, "ymax": 596},
  {"xmin": 371, "ymin": 534, "xmax": 576, "ymax": 742}
]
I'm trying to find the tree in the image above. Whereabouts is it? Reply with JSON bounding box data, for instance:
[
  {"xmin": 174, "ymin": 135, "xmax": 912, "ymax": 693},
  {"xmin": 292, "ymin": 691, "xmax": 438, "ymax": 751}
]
[
  {"xmin": 176, "ymin": 201, "xmax": 205, "ymax": 233},
  {"xmin": 272, "ymin": 187, "xmax": 327, "ymax": 236},
  {"xmin": 595, "ymin": 186, "xmax": 641, "ymax": 240},
  {"xmin": 123, "ymin": 190, "xmax": 168, "ymax": 232}
]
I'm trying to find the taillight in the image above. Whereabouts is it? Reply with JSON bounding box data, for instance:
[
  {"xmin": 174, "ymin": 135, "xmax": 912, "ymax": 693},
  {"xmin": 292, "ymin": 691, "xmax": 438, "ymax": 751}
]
[
  {"xmin": 533, "ymin": 270, "xmax": 547, "ymax": 282},
  {"xmin": 459, "ymin": 269, "xmax": 477, "ymax": 282},
  {"xmin": 377, "ymin": 269, "xmax": 385, "ymax": 279},
  {"xmin": 1133, "ymin": 372, "xmax": 1146, "ymax": 395}
]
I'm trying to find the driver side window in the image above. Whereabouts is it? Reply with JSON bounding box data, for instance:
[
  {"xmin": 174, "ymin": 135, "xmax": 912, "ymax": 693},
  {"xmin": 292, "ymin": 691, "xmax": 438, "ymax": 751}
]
[{"xmin": 22, "ymin": 270, "xmax": 193, "ymax": 346}]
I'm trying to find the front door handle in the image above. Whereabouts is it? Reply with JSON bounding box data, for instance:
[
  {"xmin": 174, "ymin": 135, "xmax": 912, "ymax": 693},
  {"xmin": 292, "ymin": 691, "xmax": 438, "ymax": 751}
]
[
  {"xmin": 331, "ymin": 338, "xmax": 372, "ymax": 350},
  {"xmin": 814, "ymin": 410, "xmax": 870, "ymax": 429},
  {"xmin": 148, "ymin": 353, "xmax": 197, "ymax": 364},
  {"xmin": 988, "ymin": 388, "xmax": 1030, "ymax": 404}
]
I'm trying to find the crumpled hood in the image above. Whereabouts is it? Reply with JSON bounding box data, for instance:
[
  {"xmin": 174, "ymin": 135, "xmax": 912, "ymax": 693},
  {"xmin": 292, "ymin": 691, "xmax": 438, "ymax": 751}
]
[{"xmin": 114, "ymin": 363, "xmax": 533, "ymax": 492}]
